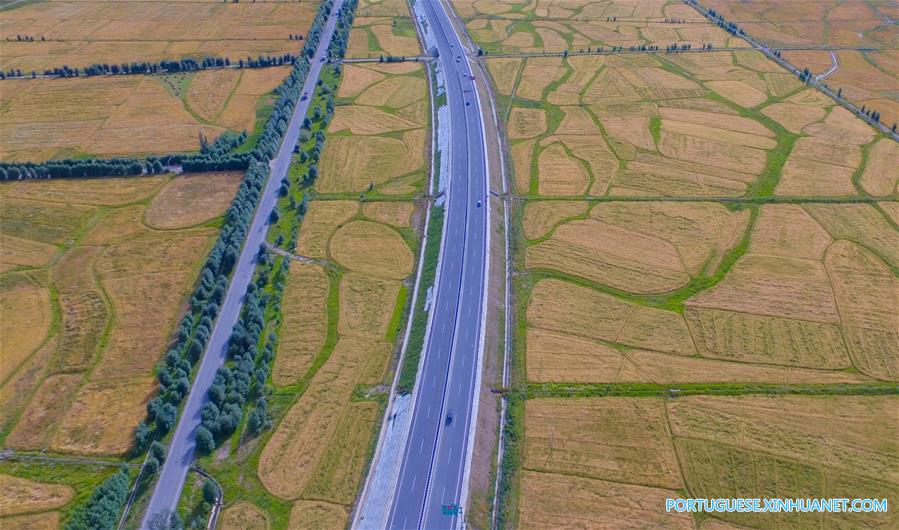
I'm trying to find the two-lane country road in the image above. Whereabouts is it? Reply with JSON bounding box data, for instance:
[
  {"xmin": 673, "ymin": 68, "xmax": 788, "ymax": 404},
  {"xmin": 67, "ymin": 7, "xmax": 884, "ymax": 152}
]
[
  {"xmin": 141, "ymin": 0, "xmax": 344, "ymax": 525},
  {"xmin": 387, "ymin": 0, "xmax": 490, "ymax": 528}
]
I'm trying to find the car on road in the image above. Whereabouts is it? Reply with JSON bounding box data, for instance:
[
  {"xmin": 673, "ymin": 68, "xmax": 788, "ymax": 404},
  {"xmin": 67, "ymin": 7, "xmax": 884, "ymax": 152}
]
[
  {"xmin": 445, "ymin": 411, "xmax": 453, "ymax": 426},
  {"xmin": 476, "ymin": 200, "xmax": 482, "ymax": 208}
]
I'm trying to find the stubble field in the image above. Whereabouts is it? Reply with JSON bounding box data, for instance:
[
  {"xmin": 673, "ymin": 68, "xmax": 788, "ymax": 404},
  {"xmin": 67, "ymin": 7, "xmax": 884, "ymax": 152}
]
[
  {"xmin": 519, "ymin": 395, "xmax": 899, "ymax": 528},
  {"xmin": 699, "ymin": 0, "xmax": 898, "ymax": 127},
  {"xmin": 0, "ymin": 172, "xmax": 242, "ymax": 456},
  {"xmin": 0, "ymin": 66, "xmax": 290, "ymax": 161},
  {"xmin": 461, "ymin": 0, "xmax": 747, "ymax": 55},
  {"xmin": 492, "ymin": 1, "xmax": 899, "ymax": 527},
  {"xmin": 346, "ymin": 0, "xmax": 421, "ymax": 58},
  {"xmin": 0, "ymin": 0, "xmax": 320, "ymax": 72}
]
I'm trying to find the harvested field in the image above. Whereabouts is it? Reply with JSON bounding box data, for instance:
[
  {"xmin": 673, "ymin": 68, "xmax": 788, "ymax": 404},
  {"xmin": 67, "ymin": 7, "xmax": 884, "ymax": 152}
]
[
  {"xmin": 860, "ymin": 139, "xmax": 899, "ymax": 196},
  {"xmin": 0, "ymin": 275, "xmax": 51, "ymax": 383},
  {"xmin": 187, "ymin": 69, "xmax": 242, "ymax": 122},
  {"xmin": 527, "ymin": 279, "xmax": 695, "ymax": 355},
  {"xmin": 5, "ymin": 374, "xmax": 82, "ymax": 450},
  {"xmin": 330, "ymin": 221, "xmax": 413, "ymax": 279},
  {"xmin": 337, "ymin": 64, "xmax": 386, "ymax": 98},
  {"xmin": 301, "ymin": 401, "xmax": 380, "ymax": 504},
  {"xmin": 0, "ymin": 0, "xmax": 320, "ymax": 72},
  {"xmin": 338, "ymin": 273, "xmax": 401, "ymax": 339},
  {"xmin": 687, "ymin": 254, "xmax": 840, "ymax": 324},
  {"xmin": 525, "ymin": 397, "xmax": 682, "ymax": 488},
  {"xmin": 288, "ymin": 501, "xmax": 348, "ymax": 530},
  {"xmin": 507, "ymin": 108, "xmax": 547, "ymax": 139},
  {"xmin": 144, "ymin": 171, "xmax": 244, "ymax": 229},
  {"xmin": 318, "ymin": 133, "xmax": 424, "ymax": 191},
  {"xmin": 259, "ymin": 337, "xmax": 388, "ymax": 499},
  {"xmin": 519, "ymin": 471, "xmax": 693, "ymax": 530},
  {"xmin": 536, "ymin": 143, "xmax": 590, "ymax": 196},
  {"xmin": 1, "ymin": 67, "xmax": 289, "ymax": 161},
  {"xmin": 527, "ymin": 202, "xmax": 748, "ymax": 293},
  {"xmin": 273, "ymin": 263, "xmax": 330, "ymax": 387},
  {"xmin": 486, "ymin": 58, "xmax": 522, "ymax": 96},
  {"xmin": 0, "ymin": 474, "xmax": 74, "ymax": 516},
  {"xmin": 345, "ymin": 15, "xmax": 421, "ymax": 59},
  {"xmin": 522, "ymin": 200, "xmax": 588, "ymax": 240},
  {"xmin": 806, "ymin": 203, "xmax": 899, "ymax": 269},
  {"xmin": 669, "ymin": 395, "xmax": 899, "ymax": 483},
  {"xmin": 826, "ymin": 240, "xmax": 899, "ymax": 380},
  {"xmin": 0, "ymin": 512, "xmax": 60, "ymax": 530},
  {"xmin": 0, "ymin": 235, "xmax": 56, "ymax": 272},
  {"xmin": 362, "ymin": 201, "xmax": 414, "ymax": 227},
  {"xmin": 0, "ymin": 174, "xmax": 236, "ymax": 454},
  {"xmin": 219, "ymin": 502, "xmax": 270, "ymax": 530},
  {"xmin": 525, "ymin": 328, "xmax": 644, "ymax": 384},
  {"xmin": 295, "ymin": 200, "xmax": 358, "ymax": 259},
  {"xmin": 321, "ymin": 64, "xmax": 427, "ymax": 195}
]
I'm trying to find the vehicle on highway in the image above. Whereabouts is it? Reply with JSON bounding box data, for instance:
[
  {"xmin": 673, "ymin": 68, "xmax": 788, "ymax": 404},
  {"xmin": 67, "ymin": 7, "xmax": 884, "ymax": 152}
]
[
  {"xmin": 445, "ymin": 411, "xmax": 454, "ymax": 426},
  {"xmin": 442, "ymin": 504, "xmax": 461, "ymax": 516},
  {"xmin": 301, "ymin": 93, "xmax": 308, "ymax": 101},
  {"xmin": 476, "ymin": 200, "xmax": 482, "ymax": 208}
]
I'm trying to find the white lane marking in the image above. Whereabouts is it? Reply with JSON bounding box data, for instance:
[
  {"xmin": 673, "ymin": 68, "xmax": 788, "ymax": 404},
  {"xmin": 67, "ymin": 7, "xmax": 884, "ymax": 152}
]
[
  {"xmin": 427, "ymin": 405, "xmax": 432, "ymax": 418},
  {"xmin": 419, "ymin": 437, "xmax": 425, "ymax": 455}
]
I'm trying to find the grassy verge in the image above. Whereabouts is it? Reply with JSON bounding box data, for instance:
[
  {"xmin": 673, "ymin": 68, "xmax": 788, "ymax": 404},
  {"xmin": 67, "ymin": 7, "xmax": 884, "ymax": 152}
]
[{"xmin": 396, "ymin": 203, "xmax": 445, "ymax": 394}]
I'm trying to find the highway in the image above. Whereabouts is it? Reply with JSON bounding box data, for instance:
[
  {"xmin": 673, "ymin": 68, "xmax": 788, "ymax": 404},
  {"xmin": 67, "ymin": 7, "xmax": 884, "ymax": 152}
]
[
  {"xmin": 140, "ymin": 0, "xmax": 344, "ymax": 525},
  {"xmin": 387, "ymin": 0, "xmax": 490, "ymax": 528}
]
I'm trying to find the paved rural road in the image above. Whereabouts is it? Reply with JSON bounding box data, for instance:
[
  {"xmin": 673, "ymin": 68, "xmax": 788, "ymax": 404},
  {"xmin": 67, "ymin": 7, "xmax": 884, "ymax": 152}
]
[
  {"xmin": 387, "ymin": 0, "xmax": 490, "ymax": 528},
  {"xmin": 140, "ymin": 0, "xmax": 344, "ymax": 525}
]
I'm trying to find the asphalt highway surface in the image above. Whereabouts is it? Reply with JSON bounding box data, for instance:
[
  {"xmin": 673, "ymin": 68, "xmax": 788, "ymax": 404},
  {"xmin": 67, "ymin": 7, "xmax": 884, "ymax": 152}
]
[
  {"xmin": 140, "ymin": 1, "xmax": 344, "ymax": 525},
  {"xmin": 387, "ymin": 0, "xmax": 489, "ymax": 528}
]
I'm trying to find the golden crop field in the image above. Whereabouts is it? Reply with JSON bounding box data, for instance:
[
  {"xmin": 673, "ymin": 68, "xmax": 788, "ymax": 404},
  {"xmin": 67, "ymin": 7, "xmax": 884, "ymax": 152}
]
[
  {"xmin": 696, "ymin": 0, "xmax": 898, "ymax": 127},
  {"xmin": 523, "ymin": 201, "xmax": 899, "ymax": 382},
  {"xmin": 0, "ymin": 66, "xmax": 290, "ymax": 161},
  {"xmin": 322, "ymin": 62, "xmax": 428, "ymax": 193},
  {"xmin": 519, "ymin": 395, "xmax": 899, "ymax": 528},
  {"xmin": 0, "ymin": 0, "xmax": 320, "ymax": 72},
  {"xmin": 253, "ymin": 55, "xmax": 429, "ymax": 524},
  {"xmin": 494, "ymin": 1, "xmax": 898, "ymax": 527},
  {"xmin": 346, "ymin": 0, "xmax": 421, "ymax": 58},
  {"xmin": 462, "ymin": 0, "xmax": 747, "ymax": 54},
  {"xmin": 0, "ymin": 172, "xmax": 242, "ymax": 455}
]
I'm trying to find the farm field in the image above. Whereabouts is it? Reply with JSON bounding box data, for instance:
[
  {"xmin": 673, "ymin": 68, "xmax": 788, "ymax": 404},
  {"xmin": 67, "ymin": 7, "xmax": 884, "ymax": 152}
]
[
  {"xmin": 186, "ymin": 61, "xmax": 429, "ymax": 527},
  {"xmin": 486, "ymin": 1, "xmax": 899, "ymax": 528},
  {"xmin": 0, "ymin": 66, "xmax": 290, "ymax": 162},
  {"xmin": 0, "ymin": 172, "xmax": 242, "ymax": 457},
  {"xmin": 698, "ymin": 0, "xmax": 899, "ymax": 128},
  {"xmin": 0, "ymin": 0, "xmax": 320, "ymax": 73},
  {"xmin": 460, "ymin": 0, "xmax": 748, "ymax": 55},
  {"xmin": 0, "ymin": 460, "xmax": 121, "ymax": 528},
  {"xmin": 520, "ymin": 395, "xmax": 899, "ymax": 529},
  {"xmin": 346, "ymin": 0, "xmax": 421, "ymax": 58},
  {"xmin": 0, "ymin": 171, "xmax": 237, "ymax": 526},
  {"xmin": 492, "ymin": 48, "xmax": 897, "ymax": 199}
]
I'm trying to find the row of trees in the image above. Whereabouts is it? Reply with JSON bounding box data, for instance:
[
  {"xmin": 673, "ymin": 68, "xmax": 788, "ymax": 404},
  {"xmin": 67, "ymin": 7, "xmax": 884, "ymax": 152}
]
[
  {"xmin": 64, "ymin": 466, "xmax": 131, "ymax": 530},
  {"xmin": 0, "ymin": 53, "xmax": 298, "ymax": 80},
  {"xmin": 62, "ymin": 1, "xmax": 350, "ymax": 526},
  {"xmin": 132, "ymin": 0, "xmax": 340, "ymax": 452},
  {"xmin": 195, "ymin": 0, "xmax": 355, "ymax": 454},
  {"xmin": 0, "ymin": 158, "xmax": 160, "ymax": 180}
]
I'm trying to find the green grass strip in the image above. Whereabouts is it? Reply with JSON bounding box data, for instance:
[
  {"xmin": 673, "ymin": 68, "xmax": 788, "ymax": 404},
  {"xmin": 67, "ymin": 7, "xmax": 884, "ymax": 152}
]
[{"xmin": 396, "ymin": 203, "xmax": 445, "ymax": 394}]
